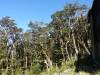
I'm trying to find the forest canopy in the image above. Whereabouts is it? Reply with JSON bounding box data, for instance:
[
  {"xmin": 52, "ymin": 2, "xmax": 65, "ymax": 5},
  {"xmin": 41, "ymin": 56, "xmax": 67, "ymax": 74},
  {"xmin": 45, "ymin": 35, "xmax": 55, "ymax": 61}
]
[{"xmin": 0, "ymin": 3, "xmax": 92, "ymax": 75}]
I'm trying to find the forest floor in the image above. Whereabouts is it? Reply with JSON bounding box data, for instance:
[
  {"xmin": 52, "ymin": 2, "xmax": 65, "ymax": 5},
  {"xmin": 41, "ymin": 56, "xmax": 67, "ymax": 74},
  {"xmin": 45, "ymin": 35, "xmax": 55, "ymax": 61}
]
[
  {"xmin": 53, "ymin": 71, "xmax": 95, "ymax": 75},
  {"xmin": 52, "ymin": 68, "xmax": 100, "ymax": 75}
]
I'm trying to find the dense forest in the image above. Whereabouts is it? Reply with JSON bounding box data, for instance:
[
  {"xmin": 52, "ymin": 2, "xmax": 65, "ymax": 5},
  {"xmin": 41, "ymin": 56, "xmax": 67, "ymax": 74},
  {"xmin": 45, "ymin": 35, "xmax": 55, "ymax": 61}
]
[{"xmin": 0, "ymin": 3, "xmax": 94, "ymax": 75}]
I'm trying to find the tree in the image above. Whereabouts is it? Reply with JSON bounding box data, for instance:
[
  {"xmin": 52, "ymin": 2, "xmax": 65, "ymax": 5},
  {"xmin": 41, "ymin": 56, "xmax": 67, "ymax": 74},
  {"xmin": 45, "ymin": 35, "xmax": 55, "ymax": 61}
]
[
  {"xmin": 50, "ymin": 3, "xmax": 90, "ymax": 66},
  {"xmin": 89, "ymin": 0, "xmax": 100, "ymax": 65}
]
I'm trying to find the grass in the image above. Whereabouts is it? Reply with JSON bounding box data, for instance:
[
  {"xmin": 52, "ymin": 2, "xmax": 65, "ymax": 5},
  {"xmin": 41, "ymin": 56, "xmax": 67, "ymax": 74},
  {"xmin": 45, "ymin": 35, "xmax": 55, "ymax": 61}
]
[{"xmin": 1, "ymin": 57, "xmax": 100, "ymax": 75}]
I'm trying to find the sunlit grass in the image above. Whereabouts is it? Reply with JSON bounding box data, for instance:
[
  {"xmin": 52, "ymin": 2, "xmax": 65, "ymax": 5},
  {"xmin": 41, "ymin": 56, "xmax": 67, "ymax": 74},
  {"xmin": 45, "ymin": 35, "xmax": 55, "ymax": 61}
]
[{"xmin": 0, "ymin": 58, "xmax": 100, "ymax": 75}]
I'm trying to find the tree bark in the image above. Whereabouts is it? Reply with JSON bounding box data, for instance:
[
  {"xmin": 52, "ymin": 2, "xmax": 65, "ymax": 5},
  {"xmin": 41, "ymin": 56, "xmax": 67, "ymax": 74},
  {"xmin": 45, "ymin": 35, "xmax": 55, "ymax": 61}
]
[{"xmin": 90, "ymin": 10, "xmax": 100, "ymax": 65}]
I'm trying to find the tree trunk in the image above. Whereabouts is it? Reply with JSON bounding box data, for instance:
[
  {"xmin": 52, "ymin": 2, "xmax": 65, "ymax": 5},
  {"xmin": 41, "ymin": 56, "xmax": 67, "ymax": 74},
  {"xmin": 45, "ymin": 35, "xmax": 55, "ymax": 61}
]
[
  {"xmin": 65, "ymin": 42, "xmax": 70, "ymax": 60},
  {"xmin": 72, "ymin": 32, "xmax": 78, "ymax": 55},
  {"xmin": 43, "ymin": 51, "xmax": 53, "ymax": 69},
  {"xmin": 90, "ymin": 12, "xmax": 100, "ymax": 65},
  {"xmin": 60, "ymin": 38, "xmax": 66, "ymax": 62}
]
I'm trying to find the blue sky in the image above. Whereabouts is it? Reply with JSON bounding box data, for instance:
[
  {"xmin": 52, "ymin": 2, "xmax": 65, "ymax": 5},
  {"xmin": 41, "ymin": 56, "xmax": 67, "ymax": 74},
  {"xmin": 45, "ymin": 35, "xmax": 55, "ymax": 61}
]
[{"xmin": 0, "ymin": 0, "xmax": 93, "ymax": 32}]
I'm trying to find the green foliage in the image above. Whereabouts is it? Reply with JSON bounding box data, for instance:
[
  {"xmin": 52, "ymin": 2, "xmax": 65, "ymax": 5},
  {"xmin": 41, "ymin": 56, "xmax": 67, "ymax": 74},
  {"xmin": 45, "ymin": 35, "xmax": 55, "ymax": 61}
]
[
  {"xmin": 0, "ymin": 3, "xmax": 94, "ymax": 75},
  {"xmin": 31, "ymin": 63, "xmax": 41, "ymax": 74}
]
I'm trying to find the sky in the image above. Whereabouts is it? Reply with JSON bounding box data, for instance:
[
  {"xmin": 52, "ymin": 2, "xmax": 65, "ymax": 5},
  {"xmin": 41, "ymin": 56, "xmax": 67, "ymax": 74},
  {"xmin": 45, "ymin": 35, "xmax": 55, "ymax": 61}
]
[{"xmin": 0, "ymin": 0, "xmax": 93, "ymax": 32}]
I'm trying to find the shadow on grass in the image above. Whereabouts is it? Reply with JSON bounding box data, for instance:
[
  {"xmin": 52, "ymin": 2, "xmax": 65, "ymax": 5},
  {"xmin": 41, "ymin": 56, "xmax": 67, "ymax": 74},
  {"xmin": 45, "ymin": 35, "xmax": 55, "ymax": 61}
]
[{"xmin": 74, "ymin": 54, "xmax": 100, "ymax": 73}]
